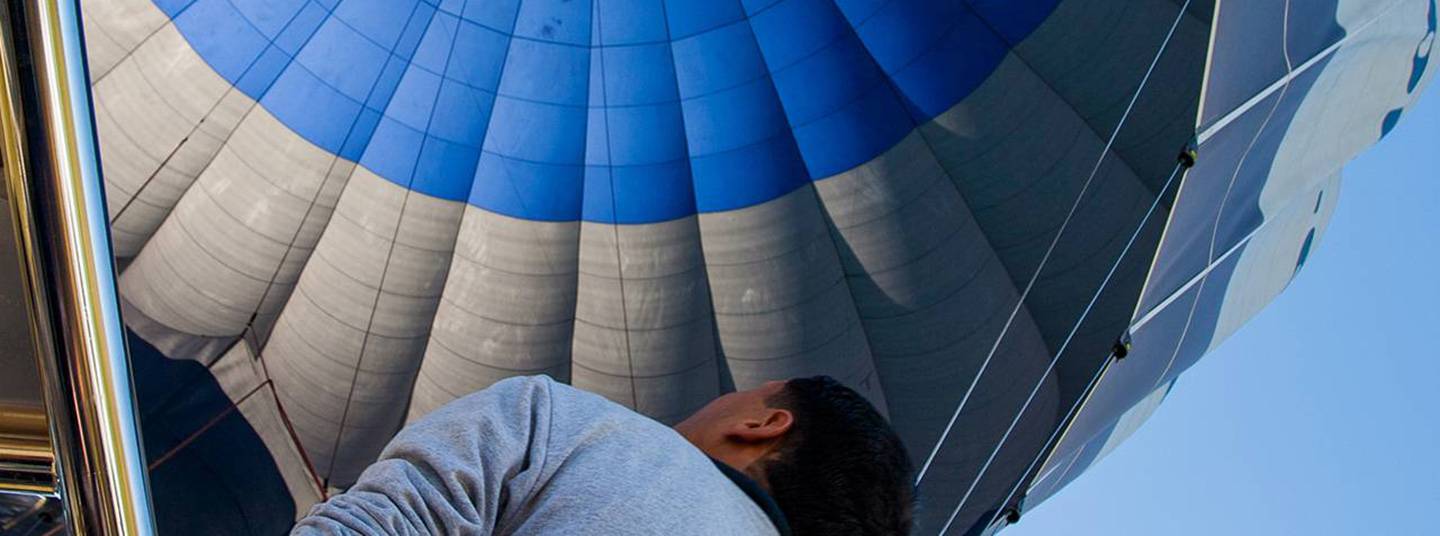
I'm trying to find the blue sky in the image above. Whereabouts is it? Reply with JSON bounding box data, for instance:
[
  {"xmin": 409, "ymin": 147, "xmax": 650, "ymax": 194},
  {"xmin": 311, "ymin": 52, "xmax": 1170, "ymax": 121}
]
[{"xmin": 1007, "ymin": 82, "xmax": 1440, "ymax": 535}]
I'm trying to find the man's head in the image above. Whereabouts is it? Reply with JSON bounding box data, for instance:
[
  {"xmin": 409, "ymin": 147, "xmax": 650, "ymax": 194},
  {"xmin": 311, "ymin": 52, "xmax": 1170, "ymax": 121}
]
[{"xmin": 675, "ymin": 376, "xmax": 915, "ymax": 535}]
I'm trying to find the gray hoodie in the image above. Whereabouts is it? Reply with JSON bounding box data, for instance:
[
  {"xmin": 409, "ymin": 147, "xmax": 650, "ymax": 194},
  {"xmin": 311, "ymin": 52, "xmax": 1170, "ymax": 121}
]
[{"xmin": 291, "ymin": 376, "xmax": 784, "ymax": 535}]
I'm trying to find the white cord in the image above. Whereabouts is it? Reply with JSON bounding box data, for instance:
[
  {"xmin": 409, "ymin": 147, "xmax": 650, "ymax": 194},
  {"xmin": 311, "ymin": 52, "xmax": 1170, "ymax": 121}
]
[
  {"xmin": 936, "ymin": 159, "xmax": 1185, "ymax": 535},
  {"xmin": 973, "ymin": 161, "xmax": 1186, "ymax": 534},
  {"xmin": 914, "ymin": 0, "xmax": 1195, "ymax": 490}
]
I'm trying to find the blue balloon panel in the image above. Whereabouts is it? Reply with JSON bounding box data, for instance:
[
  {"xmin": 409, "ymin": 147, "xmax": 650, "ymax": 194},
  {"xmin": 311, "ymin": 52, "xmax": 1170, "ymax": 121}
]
[{"xmin": 155, "ymin": 0, "xmax": 1060, "ymax": 223}]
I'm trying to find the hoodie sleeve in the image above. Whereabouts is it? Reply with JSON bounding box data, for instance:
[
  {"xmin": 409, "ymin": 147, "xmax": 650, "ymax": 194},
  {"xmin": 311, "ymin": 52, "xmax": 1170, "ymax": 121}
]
[{"xmin": 291, "ymin": 376, "xmax": 556, "ymax": 535}]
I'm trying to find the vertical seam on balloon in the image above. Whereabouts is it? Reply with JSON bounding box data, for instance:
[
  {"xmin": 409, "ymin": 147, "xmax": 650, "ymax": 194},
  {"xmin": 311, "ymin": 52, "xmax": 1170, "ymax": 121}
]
[
  {"xmin": 590, "ymin": 0, "xmax": 640, "ymax": 409},
  {"xmin": 324, "ymin": 1, "xmax": 467, "ymax": 485},
  {"xmin": 90, "ymin": 0, "xmax": 205, "ymax": 85},
  {"xmin": 822, "ymin": 0, "xmax": 1040, "ymax": 419},
  {"xmin": 656, "ymin": 0, "xmax": 727, "ymax": 399},
  {"xmin": 857, "ymin": 2, "xmax": 1170, "ymax": 419},
  {"xmin": 124, "ymin": 0, "xmax": 349, "ymax": 371},
  {"xmin": 972, "ymin": 161, "xmax": 1186, "ymax": 533},
  {"xmin": 936, "ymin": 169, "xmax": 1187, "ymax": 536},
  {"xmin": 222, "ymin": 3, "xmax": 381, "ymax": 343},
  {"xmin": 106, "ymin": 0, "xmax": 326, "ymax": 251},
  {"xmin": 1201, "ymin": 0, "xmax": 1293, "ymax": 268},
  {"xmin": 936, "ymin": 11, "xmax": 1193, "ymax": 527},
  {"xmin": 417, "ymin": 0, "xmax": 556, "ymax": 410},
  {"xmin": 1147, "ymin": 78, "xmax": 1292, "ymax": 399},
  {"xmin": 1282, "ymin": 0, "xmax": 1295, "ymax": 72},
  {"xmin": 964, "ymin": 1, "xmax": 1175, "ymax": 204},
  {"xmin": 1127, "ymin": 0, "xmax": 1222, "ymax": 350},
  {"xmin": 322, "ymin": 0, "xmax": 466, "ymax": 475},
  {"xmin": 418, "ymin": 1, "xmax": 543, "ymax": 418},
  {"xmin": 105, "ymin": 90, "xmax": 226, "ymax": 232},
  {"xmin": 390, "ymin": 4, "xmax": 506, "ymax": 426},
  {"xmin": 254, "ymin": 353, "xmax": 331, "ymax": 498},
  {"xmin": 242, "ymin": 0, "xmax": 443, "ymax": 344},
  {"xmin": 1148, "ymin": 269, "xmax": 1205, "ymax": 394},
  {"xmin": 141, "ymin": 0, "xmax": 332, "ymax": 91},
  {"xmin": 731, "ymin": 0, "xmax": 882, "ymax": 402},
  {"xmin": 939, "ymin": 164, "xmax": 1183, "ymax": 536},
  {"xmin": 905, "ymin": 1, "xmax": 1150, "ymax": 481},
  {"xmin": 933, "ymin": 1, "xmax": 1195, "ymax": 525},
  {"xmin": 1202, "ymin": 77, "xmax": 1289, "ymax": 297},
  {"xmin": 827, "ymin": 0, "xmax": 1049, "ymax": 487},
  {"xmin": 1129, "ymin": 160, "xmax": 1342, "ymax": 340},
  {"xmin": 920, "ymin": 0, "xmax": 1192, "ymax": 525},
  {"xmin": 1136, "ymin": 0, "xmax": 1402, "ymax": 330},
  {"xmin": 1195, "ymin": 1, "xmax": 1397, "ymax": 144},
  {"xmin": 840, "ymin": 0, "xmax": 1000, "ymax": 409},
  {"xmin": 485, "ymin": 9, "xmax": 576, "ymax": 274}
]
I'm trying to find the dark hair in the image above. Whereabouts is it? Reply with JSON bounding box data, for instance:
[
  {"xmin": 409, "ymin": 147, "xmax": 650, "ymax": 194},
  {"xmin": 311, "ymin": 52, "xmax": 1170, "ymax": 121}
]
[{"xmin": 763, "ymin": 376, "xmax": 915, "ymax": 535}]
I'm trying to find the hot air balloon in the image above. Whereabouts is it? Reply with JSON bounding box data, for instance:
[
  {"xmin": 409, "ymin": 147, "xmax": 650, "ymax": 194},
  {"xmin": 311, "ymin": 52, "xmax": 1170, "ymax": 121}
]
[{"xmin": 75, "ymin": 0, "xmax": 1436, "ymax": 533}]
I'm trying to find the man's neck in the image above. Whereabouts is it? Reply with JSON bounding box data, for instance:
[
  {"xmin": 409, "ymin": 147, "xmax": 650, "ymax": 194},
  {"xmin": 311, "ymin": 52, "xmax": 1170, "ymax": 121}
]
[{"xmin": 708, "ymin": 458, "xmax": 792, "ymax": 536}]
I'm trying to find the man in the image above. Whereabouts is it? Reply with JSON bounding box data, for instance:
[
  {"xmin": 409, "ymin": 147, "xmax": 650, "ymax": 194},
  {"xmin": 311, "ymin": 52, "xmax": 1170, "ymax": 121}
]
[{"xmin": 292, "ymin": 375, "xmax": 914, "ymax": 535}]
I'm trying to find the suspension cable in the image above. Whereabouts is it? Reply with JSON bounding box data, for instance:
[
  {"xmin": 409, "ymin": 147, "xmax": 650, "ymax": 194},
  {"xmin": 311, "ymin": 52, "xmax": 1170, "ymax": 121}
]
[
  {"xmin": 914, "ymin": 0, "xmax": 1194, "ymax": 488},
  {"xmin": 972, "ymin": 158, "xmax": 1189, "ymax": 534},
  {"xmin": 988, "ymin": 348, "xmax": 1115, "ymax": 533},
  {"xmin": 935, "ymin": 159, "xmax": 1185, "ymax": 535}
]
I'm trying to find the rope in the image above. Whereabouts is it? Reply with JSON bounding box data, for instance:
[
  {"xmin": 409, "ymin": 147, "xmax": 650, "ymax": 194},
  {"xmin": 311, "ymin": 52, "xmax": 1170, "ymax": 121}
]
[
  {"xmin": 914, "ymin": 0, "xmax": 1194, "ymax": 488},
  {"xmin": 990, "ymin": 350, "xmax": 1114, "ymax": 531},
  {"xmin": 972, "ymin": 160, "xmax": 1186, "ymax": 534},
  {"xmin": 937, "ymin": 156, "xmax": 1184, "ymax": 535}
]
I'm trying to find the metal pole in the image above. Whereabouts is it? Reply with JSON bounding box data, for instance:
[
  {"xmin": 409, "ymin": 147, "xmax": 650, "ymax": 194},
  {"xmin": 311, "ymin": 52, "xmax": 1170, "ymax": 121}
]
[{"xmin": 0, "ymin": 0, "xmax": 155, "ymax": 533}]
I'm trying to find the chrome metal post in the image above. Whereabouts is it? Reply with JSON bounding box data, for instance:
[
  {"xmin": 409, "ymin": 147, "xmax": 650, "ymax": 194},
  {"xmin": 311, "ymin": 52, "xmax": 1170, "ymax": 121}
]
[{"xmin": 0, "ymin": 0, "xmax": 155, "ymax": 534}]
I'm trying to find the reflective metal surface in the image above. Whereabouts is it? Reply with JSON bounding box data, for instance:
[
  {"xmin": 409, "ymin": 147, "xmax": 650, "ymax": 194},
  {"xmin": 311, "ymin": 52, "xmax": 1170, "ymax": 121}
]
[
  {"xmin": 0, "ymin": 0, "xmax": 155, "ymax": 534},
  {"xmin": 1, "ymin": 184, "xmax": 53, "ymax": 495},
  {"xmin": 1, "ymin": 492, "xmax": 66, "ymax": 534}
]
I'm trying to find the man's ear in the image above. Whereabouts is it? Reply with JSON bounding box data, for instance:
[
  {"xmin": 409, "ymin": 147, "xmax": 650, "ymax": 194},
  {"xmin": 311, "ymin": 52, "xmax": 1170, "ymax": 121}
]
[{"xmin": 728, "ymin": 409, "xmax": 794, "ymax": 443}]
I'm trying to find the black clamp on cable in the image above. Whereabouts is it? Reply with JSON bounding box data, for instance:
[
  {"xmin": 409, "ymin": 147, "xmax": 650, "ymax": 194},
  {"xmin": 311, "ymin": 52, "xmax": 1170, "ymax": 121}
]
[
  {"xmin": 1004, "ymin": 508, "xmax": 1021, "ymax": 524},
  {"xmin": 1177, "ymin": 136, "xmax": 1199, "ymax": 169},
  {"xmin": 1112, "ymin": 331, "xmax": 1133, "ymax": 360}
]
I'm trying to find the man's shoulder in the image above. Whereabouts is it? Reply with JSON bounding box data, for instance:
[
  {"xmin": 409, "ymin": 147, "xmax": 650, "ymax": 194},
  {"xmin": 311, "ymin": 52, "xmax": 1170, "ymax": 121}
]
[
  {"xmin": 427, "ymin": 375, "xmax": 654, "ymax": 432},
  {"xmin": 495, "ymin": 376, "xmax": 650, "ymax": 420},
  {"xmin": 483, "ymin": 375, "xmax": 598, "ymax": 403},
  {"xmin": 445, "ymin": 375, "xmax": 567, "ymax": 412},
  {"xmin": 486, "ymin": 374, "xmax": 557, "ymax": 393},
  {"xmin": 425, "ymin": 375, "xmax": 553, "ymax": 417}
]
